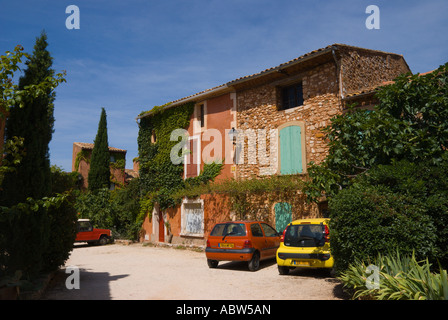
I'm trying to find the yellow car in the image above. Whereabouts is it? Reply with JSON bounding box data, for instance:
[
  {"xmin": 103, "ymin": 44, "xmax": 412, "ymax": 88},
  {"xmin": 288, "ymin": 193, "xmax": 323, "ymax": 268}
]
[{"xmin": 276, "ymin": 218, "xmax": 334, "ymax": 275}]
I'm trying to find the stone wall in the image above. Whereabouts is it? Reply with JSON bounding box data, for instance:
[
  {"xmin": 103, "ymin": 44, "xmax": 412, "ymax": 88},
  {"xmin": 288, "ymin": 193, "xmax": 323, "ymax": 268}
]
[
  {"xmin": 339, "ymin": 46, "xmax": 411, "ymax": 96},
  {"xmin": 235, "ymin": 61, "xmax": 342, "ymax": 179}
]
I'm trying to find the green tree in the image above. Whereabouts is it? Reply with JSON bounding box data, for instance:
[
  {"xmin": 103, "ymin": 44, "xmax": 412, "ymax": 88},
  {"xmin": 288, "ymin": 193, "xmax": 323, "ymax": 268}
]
[
  {"xmin": 305, "ymin": 62, "xmax": 448, "ymax": 202},
  {"xmin": 1, "ymin": 32, "xmax": 59, "ymax": 206},
  {"xmin": 1, "ymin": 43, "xmax": 65, "ymax": 187},
  {"xmin": 88, "ymin": 107, "xmax": 110, "ymax": 191},
  {"xmin": 329, "ymin": 158, "xmax": 448, "ymax": 271},
  {"xmin": 50, "ymin": 165, "xmax": 81, "ymax": 194},
  {"xmin": 0, "ymin": 39, "xmax": 73, "ymax": 282},
  {"xmin": 110, "ymin": 178, "xmax": 142, "ymax": 239},
  {"xmin": 302, "ymin": 63, "xmax": 448, "ymax": 272}
]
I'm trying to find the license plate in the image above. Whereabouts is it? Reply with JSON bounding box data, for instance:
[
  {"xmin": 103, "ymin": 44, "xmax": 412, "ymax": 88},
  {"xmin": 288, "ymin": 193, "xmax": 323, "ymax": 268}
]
[
  {"xmin": 219, "ymin": 243, "xmax": 234, "ymax": 248},
  {"xmin": 292, "ymin": 260, "xmax": 309, "ymax": 266}
]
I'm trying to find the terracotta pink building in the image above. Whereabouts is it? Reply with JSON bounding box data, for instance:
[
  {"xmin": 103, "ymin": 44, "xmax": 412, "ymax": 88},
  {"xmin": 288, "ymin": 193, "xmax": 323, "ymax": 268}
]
[
  {"xmin": 72, "ymin": 142, "xmax": 127, "ymax": 190},
  {"xmin": 138, "ymin": 44, "xmax": 411, "ymax": 245}
]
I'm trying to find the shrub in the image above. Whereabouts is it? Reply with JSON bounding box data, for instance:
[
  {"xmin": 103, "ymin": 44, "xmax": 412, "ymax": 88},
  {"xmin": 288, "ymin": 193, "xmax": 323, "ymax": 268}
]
[
  {"xmin": 339, "ymin": 251, "xmax": 448, "ymax": 300},
  {"xmin": 75, "ymin": 188, "xmax": 117, "ymax": 229},
  {"xmin": 329, "ymin": 182, "xmax": 436, "ymax": 272},
  {"xmin": 362, "ymin": 159, "xmax": 448, "ymax": 268},
  {"xmin": 0, "ymin": 194, "xmax": 77, "ymax": 280},
  {"xmin": 75, "ymin": 179, "xmax": 143, "ymax": 240},
  {"xmin": 41, "ymin": 196, "xmax": 78, "ymax": 272},
  {"xmin": 0, "ymin": 202, "xmax": 50, "ymax": 279},
  {"xmin": 329, "ymin": 159, "xmax": 448, "ymax": 272},
  {"xmin": 110, "ymin": 178, "xmax": 142, "ymax": 240}
]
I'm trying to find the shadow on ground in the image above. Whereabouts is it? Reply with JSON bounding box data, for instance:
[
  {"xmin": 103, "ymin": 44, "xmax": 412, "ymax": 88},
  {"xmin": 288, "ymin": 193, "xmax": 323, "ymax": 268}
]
[
  {"xmin": 213, "ymin": 258, "xmax": 277, "ymax": 272},
  {"xmin": 40, "ymin": 268, "xmax": 128, "ymax": 300}
]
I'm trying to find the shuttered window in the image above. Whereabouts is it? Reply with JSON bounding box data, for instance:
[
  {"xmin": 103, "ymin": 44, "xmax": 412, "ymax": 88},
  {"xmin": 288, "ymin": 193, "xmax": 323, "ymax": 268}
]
[
  {"xmin": 184, "ymin": 136, "xmax": 200, "ymax": 178},
  {"xmin": 279, "ymin": 125, "xmax": 303, "ymax": 174},
  {"xmin": 181, "ymin": 200, "xmax": 204, "ymax": 237}
]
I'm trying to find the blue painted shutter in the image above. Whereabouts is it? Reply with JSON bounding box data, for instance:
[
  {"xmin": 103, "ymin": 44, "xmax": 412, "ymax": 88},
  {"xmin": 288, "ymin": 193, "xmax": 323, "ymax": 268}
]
[{"xmin": 280, "ymin": 125, "xmax": 302, "ymax": 174}]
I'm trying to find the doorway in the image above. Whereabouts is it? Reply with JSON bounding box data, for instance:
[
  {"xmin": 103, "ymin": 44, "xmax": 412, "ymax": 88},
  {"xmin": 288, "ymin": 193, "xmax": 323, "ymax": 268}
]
[
  {"xmin": 274, "ymin": 202, "xmax": 292, "ymax": 233},
  {"xmin": 158, "ymin": 211, "xmax": 164, "ymax": 242}
]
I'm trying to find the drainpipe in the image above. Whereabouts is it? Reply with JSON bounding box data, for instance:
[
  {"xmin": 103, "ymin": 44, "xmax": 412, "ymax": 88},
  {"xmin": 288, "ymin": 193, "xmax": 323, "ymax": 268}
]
[{"xmin": 332, "ymin": 47, "xmax": 344, "ymax": 100}]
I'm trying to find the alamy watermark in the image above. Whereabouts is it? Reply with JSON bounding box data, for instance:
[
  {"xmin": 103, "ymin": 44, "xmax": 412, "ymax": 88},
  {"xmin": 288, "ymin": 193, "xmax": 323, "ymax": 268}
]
[
  {"xmin": 64, "ymin": 5, "xmax": 379, "ymax": 31},
  {"xmin": 65, "ymin": 5, "xmax": 80, "ymax": 30},
  {"xmin": 365, "ymin": 5, "xmax": 380, "ymax": 30},
  {"xmin": 64, "ymin": 5, "xmax": 379, "ymax": 30},
  {"xmin": 169, "ymin": 128, "xmax": 278, "ymax": 174},
  {"xmin": 365, "ymin": 264, "xmax": 380, "ymax": 290},
  {"xmin": 65, "ymin": 266, "xmax": 80, "ymax": 289}
]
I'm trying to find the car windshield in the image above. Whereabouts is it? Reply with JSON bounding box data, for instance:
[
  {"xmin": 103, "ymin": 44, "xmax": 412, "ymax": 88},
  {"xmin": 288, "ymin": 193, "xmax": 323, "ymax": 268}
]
[
  {"xmin": 210, "ymin": 223, "xmax": 246, "ymax": 237},
  {"xmin": 77, "ymin": 221, "xmax": 92, "ymax": 232},
  {"xmin": 284, "ymin": 224, "xmax": 325, "ymax": 247}
]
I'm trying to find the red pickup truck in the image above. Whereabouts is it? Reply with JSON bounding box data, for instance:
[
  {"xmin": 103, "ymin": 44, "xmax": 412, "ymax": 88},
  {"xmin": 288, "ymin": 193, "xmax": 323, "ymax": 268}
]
[{"xmin": 75, "ymin": 219, "xmax": 112, "ymax": 245}]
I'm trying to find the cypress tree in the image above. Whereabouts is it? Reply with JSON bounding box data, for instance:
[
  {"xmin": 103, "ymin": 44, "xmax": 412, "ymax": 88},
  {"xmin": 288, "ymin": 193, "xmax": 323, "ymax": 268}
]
[
  {"xmin": 88, "ymin": 107, "xmax": 110, "ymax": 191},
  {"xmin": 1, "ymin": 31, "xmax": 55, "ymax": 205}
]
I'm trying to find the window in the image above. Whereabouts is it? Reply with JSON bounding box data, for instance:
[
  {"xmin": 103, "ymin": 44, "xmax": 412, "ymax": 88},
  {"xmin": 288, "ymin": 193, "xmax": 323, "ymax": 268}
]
[
  {"xmin": 280, "ymin": 82, "xmax": 304, "ymax": 110},
  {"xmin": 200, "ymin": 104, "xmax": 205, "ymax": 128},
  {"xmin": 77, "ymin": 221, "xmax": 92, "ymax": 232},
  {"xmin": 284, "ymin": 224, "xmax": 326, "ymax": 248},
  {"xmin": 279, "ymin": 124, "xmax": 304, "ymax": 174},
  {"xmin": 151, "ymin": 129, "xmax": 157, "ymax": 143},
  {"xmin": 261, "ymin": 223, "xmax": 278, "ymax": 237},
  {"xmin": 250, "ymin": 223, "xmax": 263, "ymax": 237},
  {"xmin": 184, "ymin": 135, "xmax": 200, "ymax": 178},
  {"xmin": 210, "ymin": 223, "xmax": 247, "ymax": 237},
  {"xmin": 181, "ymin": 199, "xmax": 204, "ymax": 237}
]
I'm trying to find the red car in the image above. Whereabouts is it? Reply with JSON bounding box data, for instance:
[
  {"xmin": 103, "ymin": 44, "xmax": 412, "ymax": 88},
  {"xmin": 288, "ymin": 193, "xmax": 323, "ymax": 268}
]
[
  {"xmin": 75, "ymin": 219, "xmax": 112, "ymax": 245},
  {"xmin": 205, "ymin": 221, "xmax": 281, "ymax": 271}
]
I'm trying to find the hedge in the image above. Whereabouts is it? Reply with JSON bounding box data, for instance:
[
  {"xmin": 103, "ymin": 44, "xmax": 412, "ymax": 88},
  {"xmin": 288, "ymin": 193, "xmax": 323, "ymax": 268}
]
[
  {"xmin": 329, "ymin": 159, "xmax": 448, "ymax": 272},
  {"xmin": 0, "ymin": 194, "xmax": 77, "ymax": 281}
]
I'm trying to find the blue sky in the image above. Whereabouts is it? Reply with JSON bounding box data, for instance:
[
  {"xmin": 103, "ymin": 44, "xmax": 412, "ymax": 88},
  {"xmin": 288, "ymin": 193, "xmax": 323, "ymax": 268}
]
[{"xmin": 1, "ymin": 0, "xmax": 447, "ymax": 171}]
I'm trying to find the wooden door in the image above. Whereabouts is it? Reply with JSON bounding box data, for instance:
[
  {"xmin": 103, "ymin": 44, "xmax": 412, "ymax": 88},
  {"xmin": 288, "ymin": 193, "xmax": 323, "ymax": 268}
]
[{"xmin": 158, "ymin": 211, "xmax": 164, "ymax": 242}]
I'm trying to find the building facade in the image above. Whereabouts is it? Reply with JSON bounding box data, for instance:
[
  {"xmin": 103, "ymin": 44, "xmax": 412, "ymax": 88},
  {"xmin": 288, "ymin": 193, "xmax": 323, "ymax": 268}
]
[
  {"xmin": 138, "ymin": 44, "xmax": 411, "ymax": 245},
  {"xmin": 72, "ymin": 142, "xmax": 127, "ymax": 190}
]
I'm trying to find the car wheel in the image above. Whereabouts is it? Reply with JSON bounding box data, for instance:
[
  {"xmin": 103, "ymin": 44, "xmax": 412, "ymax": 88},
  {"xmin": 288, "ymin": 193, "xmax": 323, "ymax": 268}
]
[
  {"xmin": 248, "ymin": 252, "xmax": 260, "ymax": 271},
  {"xmin": 278, "ymin": 265, "xmax": 290, "ymax": 275},
  {"xmin": 98, "ymin": 236, "xmax": 108, "ymax": 246},
  {"xmin": 207, "ymin": 259, "xmax": 218, "ymax": 268}
]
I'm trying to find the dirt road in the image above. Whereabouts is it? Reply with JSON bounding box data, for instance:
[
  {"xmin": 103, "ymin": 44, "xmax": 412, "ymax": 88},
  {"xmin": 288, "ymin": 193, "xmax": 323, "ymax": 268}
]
[{"xmin": 41, "ymin": 243, "xmax": 346, "ymax": 300}]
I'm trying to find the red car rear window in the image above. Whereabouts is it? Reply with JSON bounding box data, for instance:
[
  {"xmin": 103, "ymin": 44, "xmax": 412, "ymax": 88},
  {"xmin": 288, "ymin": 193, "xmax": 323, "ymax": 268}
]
[{"xmin": 210, "ymin": 223, "xmax": 247, "ymax": 236}]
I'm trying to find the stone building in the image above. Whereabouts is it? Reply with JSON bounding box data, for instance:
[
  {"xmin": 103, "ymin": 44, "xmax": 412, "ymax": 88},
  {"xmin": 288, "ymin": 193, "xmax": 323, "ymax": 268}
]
[
  {"xmin": 232, "ymin": 44, "xmax": 410, "ymax": 178},
  {"xmin": 138, "ymin": 44, "xmax": 411, "ymax": 245},
  {"xmin": 71, "ymin": 142, "xmax": 127, "ymax": 190}
]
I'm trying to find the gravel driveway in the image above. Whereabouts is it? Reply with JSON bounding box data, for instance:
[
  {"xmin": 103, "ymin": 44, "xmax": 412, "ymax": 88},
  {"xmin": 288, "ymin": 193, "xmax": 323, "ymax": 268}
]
[{"xmin": 41, "ymin": 243, "xmax": 347, "ymax": 300}]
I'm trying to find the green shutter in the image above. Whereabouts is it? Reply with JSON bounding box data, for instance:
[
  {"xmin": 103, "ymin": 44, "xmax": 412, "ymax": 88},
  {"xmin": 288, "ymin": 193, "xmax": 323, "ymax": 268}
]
[
  {"xmin": 275, "ymin": 202, "xmax": 292, "ymax": 232},
  {"xmin": 280, "ymin": 125, "xmax": 302, "ymax": 174}
]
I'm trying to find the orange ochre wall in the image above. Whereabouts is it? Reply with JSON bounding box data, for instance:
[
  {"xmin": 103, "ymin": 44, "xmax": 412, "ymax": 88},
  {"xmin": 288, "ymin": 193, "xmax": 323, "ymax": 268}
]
[
  {"xmin": 140, "ymin": 93, "xmax": 236, "ymax": 244},
  {"xmin": 140, "ymin": 193, "xmax": 231, "ymax": 245}
]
